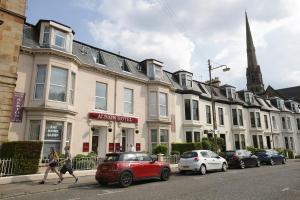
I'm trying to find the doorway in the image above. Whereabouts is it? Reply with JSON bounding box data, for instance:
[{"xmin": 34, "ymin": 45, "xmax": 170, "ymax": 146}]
[
  {"xmin": 92, "ymin": 127, "xmax": 107, "ymax": 158},
  {"xmin": 121, "ymin": 128, "xmax": 134, "ymax": 152},
  {"xmin": 266, "ymin": 136, "xmax": 271, "ymax": 149}
]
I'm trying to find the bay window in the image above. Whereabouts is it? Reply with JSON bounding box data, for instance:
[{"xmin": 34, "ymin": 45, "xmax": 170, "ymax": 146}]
[
  {"xmin": 124, "ymin": 88, "xmax": 133, "ymax": 114},
  {"xmin": 234, "ymin": 134, "xmax": 240, "ymax": 149},
  {"xmin": 159, "ymin": 93, "xmax": 167, "ymax": 116},
  {"xmin": 151, "ymin": 129, "xmax": 158, "ymax": 150},
  {"xmin": 43, "ymin": 121, "xmax": 63, "ymax": 158},
  {"xmin": 149, "ymin": 92, "xmax": 158, "ymax": 117},
  {"xmin": 66, "ymin": 123, "xmax": 72, "ymax": 145},
  {"xmin": 192, "ymin": 100, "xmax": 199, "ymax": 120},
  {"xmin": 264, "ymin": 115, "xmax": 269, "ymax": 129},
  {"xmin": 194, "ymin": 132, "xmax": 201, "ymax": 142},
  {"xmin": 287, "ymin": 117, "xmax": 292, "ymax": 130},
  {"xmin": 238, "ymin": 109, "xmax": 244, "ymax": 126},
  {"xmin": 184, "ymin": 99, "xmax": 191, "ymax": 120},
  {"xmin": 69, "ymin": 72, "xmax": 76, "ymax": 104},
  {"xmin": 29, "ymin": 120, "xmax": 41, "ymax": 140},
  {"xmin": 256, "ymin": 112, "xmax": 261, "ymax": 127},
  {"xmin": 160, "ymin": 129, "xmax": 169, "ymax": 146},
  {"xmin": 150, "ymin": 129, "xmax": 169, "ymax": 152},
  {"xmin": 272, "ymin": 116, "xmax": 277, "ymax": 129},
  {"xmin": 250, "ymin": 112, "xmax": 256, "ymax": 127},
  {"xmin": 49, "ymin": 66, "xmax": 68, "ymax": 102},
  {"xmin": 34, "ymin": 65, "xmax": 46, "ymax": 100},
  {"xmin": 95, "ymin": 82, "xmax": 107, "ymax": 110},
  {"xmin": 186, "ymin": 131, "xmax": 192, "ymax": 142},
  {"xmin": 282, "ymin": 117, "xmax": 287, "ymax": 129}
]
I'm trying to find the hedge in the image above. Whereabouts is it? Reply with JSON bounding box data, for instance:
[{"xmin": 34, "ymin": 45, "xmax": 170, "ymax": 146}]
[
  {"xmin": 171, "ymin": 137, "xmax": 225, "ymax": 155},
  {"xmin": 0, "ymin": 141, "xmax": 43, "ymax": 175},
  {"xmin": 152, "ymin": 145, "xmax": 168, "ymax": 155}
]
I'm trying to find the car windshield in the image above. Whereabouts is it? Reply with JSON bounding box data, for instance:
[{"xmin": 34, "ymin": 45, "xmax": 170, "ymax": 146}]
[
  {"xmin": 182, "ymin": 151, "xmax": 198, "ymax": 158},
  {"xmin": 104, "ymin": 154, "xmax": 120, "ymax": 162}
]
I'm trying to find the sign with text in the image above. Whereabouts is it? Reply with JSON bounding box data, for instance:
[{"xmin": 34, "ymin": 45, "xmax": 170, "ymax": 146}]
[
  {"xmin": 44, "ymin": 121, "xmax": 63, "ymax": 140},
  {"xmin": 89, "ymin": 112, "xmax": 138, "ymax": 123},
  {"xmin": 10, "ymin": 92, "xmax": 25, "ymax": 122}
]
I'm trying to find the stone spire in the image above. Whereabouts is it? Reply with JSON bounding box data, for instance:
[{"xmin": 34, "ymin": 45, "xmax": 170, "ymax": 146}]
[{"xmin": 245, "ymin": 12, "xmax": 265, "ymax": 94}]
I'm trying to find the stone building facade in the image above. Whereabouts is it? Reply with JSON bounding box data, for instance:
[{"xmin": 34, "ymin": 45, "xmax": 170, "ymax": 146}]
[{"xmin": 0, "ymin": 0, "xmax": 26, "ymax": 142}]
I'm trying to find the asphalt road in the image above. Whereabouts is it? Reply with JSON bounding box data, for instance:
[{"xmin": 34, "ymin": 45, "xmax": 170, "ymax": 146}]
[{"xmin": 6, "ymin": 160, "xmax": 300, "ymax": 200}]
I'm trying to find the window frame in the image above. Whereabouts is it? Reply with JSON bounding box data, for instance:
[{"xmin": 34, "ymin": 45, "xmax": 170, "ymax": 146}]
[
  {"xmin": 34, "ymin": 64, "xmax": 47, "ymax": 100},
  {"xmin": 48, "ymin": 66, "xmax": 68, "ymax": 102},
  {"xmin": 69, "ymin": 72, "xmax": 76, "ymax": 105},
  {"xmin": 159, "ymin": 92, "xmax": 168, "ymax": 117},
  {"xmin": 218, "ymin": 107, "xmax": 224, "ymax": 126},
  {"xmin": 53, "ymin": 29, "xmax": 67, "ymax": 49},
  {"xmin": 42, "ymin": 26, "xmax": 50, "ymax": 45},
  {"xmin": 28, "ymin": 120, "xmax": 41, "ymax": 140},
  {"xmin": 206, "ymin": 105, "xmax": 212, "ymax": 124},
  {"xmin": 149, "ymin": 92, "xmax": 158, "ymax": 117},
  {"xmin": 124, "ymin": 88, "xmax": 134, "ymax": 114},
  {"xmin": 95, "ymin": 82, "xmax": 107, "ymax": 111}
]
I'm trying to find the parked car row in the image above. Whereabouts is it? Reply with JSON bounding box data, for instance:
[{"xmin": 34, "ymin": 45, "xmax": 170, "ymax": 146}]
[{"xmin": 95, "ymin": 149, "xmax": 286, "ymax": 187}]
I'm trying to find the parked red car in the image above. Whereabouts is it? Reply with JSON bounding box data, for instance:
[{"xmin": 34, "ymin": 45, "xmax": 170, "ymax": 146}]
[{"xmin": 95, "ymin": 152, "xmax": 171, "ymax": 187}]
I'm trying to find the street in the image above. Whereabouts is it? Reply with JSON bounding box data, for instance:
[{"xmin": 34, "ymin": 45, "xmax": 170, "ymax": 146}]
[{"xmin": 1, "ymin": 160, "xmax": 300, "ymax": 200}]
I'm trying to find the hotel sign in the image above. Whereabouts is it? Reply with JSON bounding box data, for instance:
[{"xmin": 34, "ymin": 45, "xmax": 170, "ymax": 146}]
[
  {"xmin": 11, "ymin": 92, "xmax": 25, "ymax": 123},
  {"xmin": 89, "ymin": 112, "xmax": 138, "ymax": 123}
]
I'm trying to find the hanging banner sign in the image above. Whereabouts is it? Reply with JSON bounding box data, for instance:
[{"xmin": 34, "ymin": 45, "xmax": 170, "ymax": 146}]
[
  {"xmin": 89, "ymin": 112, "xmax": 138, "ymax": 123},
  {"xmin": 11, "ymin": 92, "xmax": 25, "ymax": 122}
]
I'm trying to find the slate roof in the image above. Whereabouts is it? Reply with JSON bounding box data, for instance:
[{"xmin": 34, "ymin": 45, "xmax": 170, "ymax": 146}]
[{"xmin": 276, "ymin": 86, "xmax": 300, "ymax": 102}]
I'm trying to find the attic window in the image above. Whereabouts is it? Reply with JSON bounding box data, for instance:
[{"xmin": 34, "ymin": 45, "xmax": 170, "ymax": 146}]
[
  {"xmin": 226, "ymin": 88, "xmax": 236, "ymax": 99},
  {"xmin": 212, "ymin": 88, "xmax": 218, "ymax": 97},
  {"xmin": 198, "ymin": 84, "xmax": 207, "ymax": 94},
  {"xmin": 245, "ymin": 92, "xmax": 254, "ymax": 103},
  {"xmin": 137, "ymin": 64, "xmax": 141, "ymax": 71},
  {"xmin": 96, "ymin": 51, "xmax": 105, "ymax": 65},
  {"xmin": 122, "ymin": 60, "xmax": 130, "ymax": 72},
  {"xmin": 43, "ymin": 26, "xmax": 50, "ymax": 45}
]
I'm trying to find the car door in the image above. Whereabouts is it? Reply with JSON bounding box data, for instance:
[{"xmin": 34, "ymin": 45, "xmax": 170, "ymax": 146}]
[
  {"xmin": 199, "ymin": 151, "xmax": 213, "ymax": 170},
  {"xmin": 139, "ymin": 153, "xmax": 160, "ymax": 177},
  {"xmin": 208, "ymin": 151, "xmax": 223, "ymax": 170},
  {"xmin": 124, "ymin": 154, "xmax": 143, "ymax": 179}
]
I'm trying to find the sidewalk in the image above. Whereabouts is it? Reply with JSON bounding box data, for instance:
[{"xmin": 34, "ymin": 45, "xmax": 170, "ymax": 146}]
[{"xmin": 0, "ymin": 164, "xmax": 178, "ymax": 199}]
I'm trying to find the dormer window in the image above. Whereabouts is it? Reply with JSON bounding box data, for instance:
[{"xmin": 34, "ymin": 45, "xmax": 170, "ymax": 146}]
[
  {"xmin": 147, "ymin": 63, "xmax": 161, "ymax": 80},
  {"xmin": 276, "ymin": 99, "xmax": 284, "ymax": 109},
  {"xmin": 122, "ymin": 60, "xmax": 131, "ymax": 72},
  {"xmin": 43, "ymin": 26, "xmax": 50, "ymax": 45},
  {"xmin": 226, "ymin": 88, "xmax": 236, "ymax": 99},
  {"xmin": 179, "ymin": 73, "xmax": 193, "ymax": 88},
  {"xmin": 54, "ymin": 29, "xmax": 66, "ymax": 49},
  {"xmin": 245, "ymin": 92, "xmax": 254, "ymax": 103},
  {"xmin": 154, "ymin": 66, "xmax": 161, "ymax": 79}
]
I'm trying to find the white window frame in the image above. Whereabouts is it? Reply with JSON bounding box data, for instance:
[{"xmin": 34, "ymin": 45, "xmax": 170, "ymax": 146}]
[
  {"xmin": 54, "ymin": 29, "xmax": 66, "ymax": 49},
  {"xmin": 69, "ymin": 72, "xmax": 76, "ymax": 105},
  {"xmin": 42, "ymin": 26, "xmax": 50, "ymax": 45},
  {"xmin": 149, "ymin": 92, "xmax": 158, "ymax": 117},
  {"xmin": 159, "ymin": 92, "xmax": 168, "ymax": 117},
  {"xmin": 28, "ymin": 120, "xmax": 41, "ymax": 140},
  {"xmin": 124, "ymin": 88, "xmax": 133, "ymax": 114},
  {"xmin": 95, "ymin": 82, "xmax": 107, "ymax": 111},
  {"xmin": 49, "ymin": 66, "xmax": 68, "ymax": 102},
  {"xmin": 34, "ymin": 64, "xmax": 47, "ymax": 100}
]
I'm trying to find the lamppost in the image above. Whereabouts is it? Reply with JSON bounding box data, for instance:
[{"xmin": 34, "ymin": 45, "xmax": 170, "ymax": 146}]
[{"xmin": 208, "ymin": 59, "xmax": 230, "ymax": 152}]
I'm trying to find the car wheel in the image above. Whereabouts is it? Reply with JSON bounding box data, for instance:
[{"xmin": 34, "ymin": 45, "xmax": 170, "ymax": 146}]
[
  {"xmin": 199, "ymin": 164, "xmax": 206, "ymax": 175},
  {"xmin": 240, "ymin": 160, "xmax": 245, "ymax": 169},
  {"xmin": 222, "ymin": 163, "xmax": 227, "ymax": 172},
  {"xmin": 256, "ymin": 160, "xmax": 261, "ymax": 167},
  {"xmin": 119, "ymin": 171, "xmax": 133, "ymax": 187},
  {"xmin": 97, "ymin": 180, "xmax": 108, "ymax": 186},
  {"xmin": 270, "ymin": 159, "xmax": 274, "ymax": 166},
  {"xmin": 179, "ymin": 170, "xmax": 186, "ymax": 175},
  {"xmin": 160, "ymin": 168, "xmax": 170, "ymax": 181},
  {"xmin": 282, "ymin": 158, "xmax": 286, "ymax": 164}
]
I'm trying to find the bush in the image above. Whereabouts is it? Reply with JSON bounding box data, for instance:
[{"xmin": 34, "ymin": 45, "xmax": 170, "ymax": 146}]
[
  {"xmin": 201, "ymin": 139, "xmax": 212, "ymax": 150},
  {"xmin": 152, "ymin": 145, "xmax": 168, "ymax": 155},
  {"xmin": 171, "ymin": 143, "xmax": 196, "ymax": 155},
  {"xmin": 274, "ymin": 148, "xmax": 294, "ymax": 159},
  {"xmin": 0, "ymin": 141, "xmax": 42, "ymax": 175},
  {"xmin": 246, "ymin": 146, "xmax": 260, "ymax": 154}
]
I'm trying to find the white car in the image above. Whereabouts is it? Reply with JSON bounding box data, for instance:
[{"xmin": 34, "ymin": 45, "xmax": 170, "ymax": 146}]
[{"xmin": 178, "ymin": 150, "xmax": 228, "ymax": 175}]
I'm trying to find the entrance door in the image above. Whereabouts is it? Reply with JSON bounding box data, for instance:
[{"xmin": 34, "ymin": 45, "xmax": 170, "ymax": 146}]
[
  {"xmin": 92, "ymin": 127, "xmax": 107, "ymax": 158},
  {"xmin": 266, "ymin": 136, "xmax": 271, "ymax": 149},
  {"xmin": 121, "ymin": 128, "xmax": 134, "ymax": 152},
  {"xmin": 92, "ymin": 135, "xmax": 99, "ymax": 154}
]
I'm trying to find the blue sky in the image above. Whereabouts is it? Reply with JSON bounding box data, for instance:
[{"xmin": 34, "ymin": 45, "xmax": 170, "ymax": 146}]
[{"xmin": 26, "ymin": 0, "xmax": 300, "ymax": 90}]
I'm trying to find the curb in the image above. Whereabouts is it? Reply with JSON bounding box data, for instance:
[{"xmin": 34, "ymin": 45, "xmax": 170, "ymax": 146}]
[{"xmin": 0, "ymin": 170, "xmax": 96, "ymax": 185}]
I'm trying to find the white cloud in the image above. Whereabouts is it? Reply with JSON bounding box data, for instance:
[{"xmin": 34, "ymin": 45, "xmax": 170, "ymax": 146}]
[{"xmin": 73, "ymin": 0, "xmax": 300, "ymax": 89}]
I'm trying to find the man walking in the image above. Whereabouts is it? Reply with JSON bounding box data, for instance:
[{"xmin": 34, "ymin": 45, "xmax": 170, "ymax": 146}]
[{"xmin": 57, "ymin": 145, "xmax": 78, "ymax": 184}]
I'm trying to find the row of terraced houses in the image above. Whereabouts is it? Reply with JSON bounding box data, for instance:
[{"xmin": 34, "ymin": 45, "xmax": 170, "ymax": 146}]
[{"xmin": 8, "ymin": 16, "xmax": 300, "ymax": 158}]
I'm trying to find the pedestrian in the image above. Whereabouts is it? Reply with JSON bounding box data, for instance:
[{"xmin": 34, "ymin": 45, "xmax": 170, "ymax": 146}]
[
  {"xmin": 129, "ymin": 144, "xmax": 136, "ymax": 152},
  {"xmin": 57, "ymin": 145, "xmax": 78, "ymax": 184},
  {"xmin": 39, "ymin": 147, "xmax": 60, "ymax": 184}
]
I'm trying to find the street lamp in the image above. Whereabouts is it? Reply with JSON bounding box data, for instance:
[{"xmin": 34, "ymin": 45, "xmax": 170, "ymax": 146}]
[{"xmin": 208, "ymin": 59, "xmax": 230, "ymax": 152}]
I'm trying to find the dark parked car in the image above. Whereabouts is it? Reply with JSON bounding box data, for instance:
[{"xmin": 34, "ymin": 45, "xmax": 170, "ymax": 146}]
[
  {"xmin": 95, "ymin": 152, "xmax": 171, "ymax": 187},
  {"xmin": 255, "ymin": 150, "xmax": 286, "ymax": 165},
  {"xmin": 220, "ymin": 150, "xmax": 260, "ymax": 169}
]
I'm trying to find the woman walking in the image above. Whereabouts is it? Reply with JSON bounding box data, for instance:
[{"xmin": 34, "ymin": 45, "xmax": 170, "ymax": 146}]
[{"xmin": 39, "ymin": 147, "xmax": 60, "ymax": 184}]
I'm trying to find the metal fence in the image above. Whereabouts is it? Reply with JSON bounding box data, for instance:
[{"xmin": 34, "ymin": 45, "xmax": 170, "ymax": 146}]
[
  {"xmin": 164, "ymin": 155, "xmax": 180, "ymax": 164},
  {"xmin": 0, "ymin": 159, "xmax": 15, "ymax": 177}
]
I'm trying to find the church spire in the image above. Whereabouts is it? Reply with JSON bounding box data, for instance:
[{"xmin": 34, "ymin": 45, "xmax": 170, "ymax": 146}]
[
  {"xmin": 245, "ymin": 12, "xmax": 265, "ymax": 94},
  {"xmin": 246, "ymin": 12, "xmax": 258, "ymax": 68}
]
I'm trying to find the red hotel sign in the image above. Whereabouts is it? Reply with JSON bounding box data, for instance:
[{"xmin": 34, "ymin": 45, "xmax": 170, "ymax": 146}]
[{"xmin": 89, "ymin": 112, "xmax": 138, "ymax": 123}]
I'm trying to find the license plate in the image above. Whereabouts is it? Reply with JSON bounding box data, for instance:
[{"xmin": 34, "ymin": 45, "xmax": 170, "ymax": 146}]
[{"xmin": 183, "ymin": 166, "xmax": 189, "ymax": 168}]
